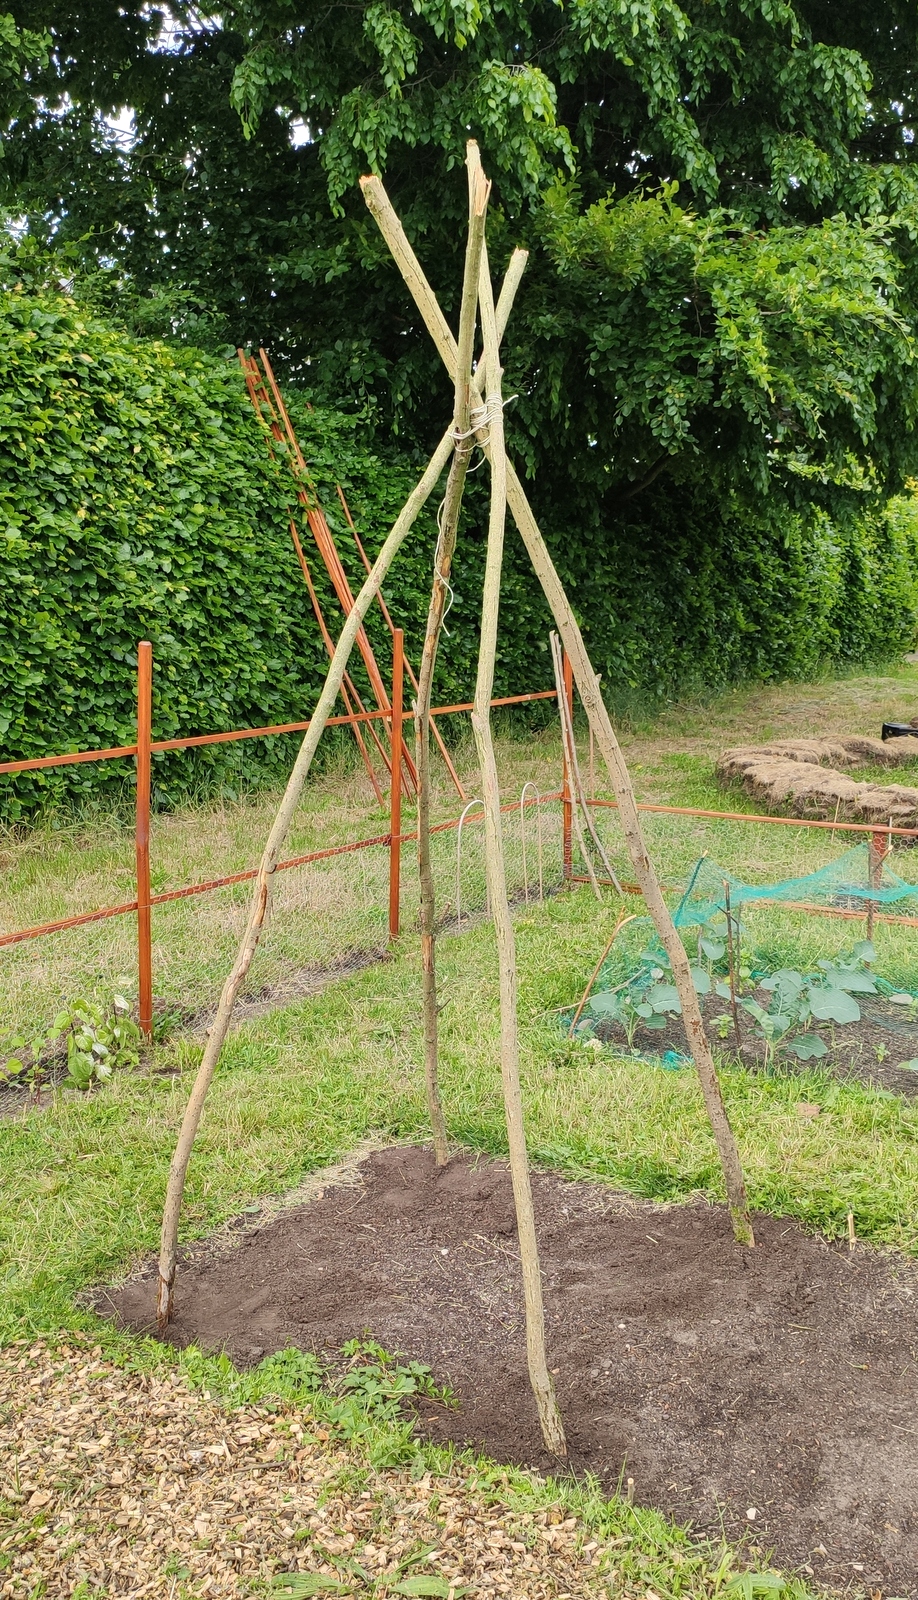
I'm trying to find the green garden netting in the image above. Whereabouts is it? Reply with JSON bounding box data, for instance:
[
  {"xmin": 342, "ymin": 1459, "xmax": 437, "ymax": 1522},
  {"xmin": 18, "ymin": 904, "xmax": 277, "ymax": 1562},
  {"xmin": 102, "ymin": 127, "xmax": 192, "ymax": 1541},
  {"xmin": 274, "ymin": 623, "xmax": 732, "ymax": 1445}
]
[
  {"xmin": 564, "ymin": 843, "xmax": 918, "ymax": 1069},
  {"xmin": 673, "ymin": 843, "xmax": 918, "ymax": 929}
]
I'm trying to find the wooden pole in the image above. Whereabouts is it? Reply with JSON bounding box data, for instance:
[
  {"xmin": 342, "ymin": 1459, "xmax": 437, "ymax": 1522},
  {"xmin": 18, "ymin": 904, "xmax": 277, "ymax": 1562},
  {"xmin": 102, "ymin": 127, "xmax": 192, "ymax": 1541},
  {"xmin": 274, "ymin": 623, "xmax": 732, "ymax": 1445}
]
[
  {"xmin": 504, "ymin": 462, "xmax": 754, "ymax": 1246},
  {"xmin": 135, "ymin": 641, "xmax": 153, "ymax": 1042},
  {"xmin": 413, "ymin": 150, "xmax": 491, "ymax": 1164},
  {"xmin": 471, "ymin": 224, "xmax": 567, "ymax": 1459},
  {"xmin": 561, "ymin": 650, "xmax": 573, "ymax": 883},
  {"xmin": 240, "ymin": 353, "xmax": 386, "ymax": 803},
  {"xmin": 359, "ymin": 169, "xmax": 753, "ymax": 1247},
  {"xmin": 338, "ymin": 483, "xmax": 466, "ymax": 802},
  {"xmin": 287, "ymin": 517, "xmax": 385, "ymax": 805},
  {"xmin": 723, "ymin": 880, "xmax": 742, "ymax": 1047},
  {"xmin": 552, "ymin": 636, "xmax": 602, "ymax": 901},
  {"xmin": 555, "ymin": 642, "xmax": 622, "ymax": 893},
  {"xmin": 156, "ymin": 427, "xmax": 455, "ymax": 1329},
  {"xmin": 389, "ymin": 629, "xmax": 405, "ymax": 942}
]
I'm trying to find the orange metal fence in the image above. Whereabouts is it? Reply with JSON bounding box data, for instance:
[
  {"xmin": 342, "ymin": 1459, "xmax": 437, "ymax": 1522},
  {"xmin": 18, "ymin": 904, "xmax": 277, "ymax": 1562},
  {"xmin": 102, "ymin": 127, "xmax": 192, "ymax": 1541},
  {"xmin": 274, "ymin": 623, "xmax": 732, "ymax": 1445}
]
[
  {"xmin": 0, "ymin": 640, "xmax": 558, "ymax": 1035},
  {"xmin": 5, "ymin": 641, "xmax": 918, "ymax": 1041}
]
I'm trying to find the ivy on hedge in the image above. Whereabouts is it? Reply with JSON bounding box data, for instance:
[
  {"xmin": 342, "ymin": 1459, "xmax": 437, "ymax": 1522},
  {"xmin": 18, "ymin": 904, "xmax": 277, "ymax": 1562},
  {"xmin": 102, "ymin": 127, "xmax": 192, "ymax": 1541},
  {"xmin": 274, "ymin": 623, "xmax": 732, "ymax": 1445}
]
[{"xmin": 1, "ymin": 279, "xmax": 917, "ymax": 817}]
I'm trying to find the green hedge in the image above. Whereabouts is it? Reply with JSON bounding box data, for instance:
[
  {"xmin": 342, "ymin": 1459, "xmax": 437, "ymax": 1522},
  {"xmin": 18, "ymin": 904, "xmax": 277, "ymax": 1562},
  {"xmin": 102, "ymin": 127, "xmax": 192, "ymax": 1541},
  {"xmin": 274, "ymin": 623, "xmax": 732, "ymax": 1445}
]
[
  {"xmin": 0, "ymin": 289, "xmax": 442, "ymax": 814},
  {"xmin": 1, "ymin": 284, "xmax": 917, "ymax": 816},
  {"xmin": 553, "ymin": 481, "xmax": 918, "ymax": 695}
]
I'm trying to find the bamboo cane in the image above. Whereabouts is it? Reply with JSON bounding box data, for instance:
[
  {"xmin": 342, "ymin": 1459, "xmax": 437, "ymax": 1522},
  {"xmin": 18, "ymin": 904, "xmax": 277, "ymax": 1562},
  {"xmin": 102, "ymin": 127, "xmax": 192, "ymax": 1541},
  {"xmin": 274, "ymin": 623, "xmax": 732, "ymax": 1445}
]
[
  {"xmin": 550, "ymin": 633, "xmax": 601, "ymax": 900},
  {"xmin": 723, "ymin": 880, "xmax": 743, "ymax": 1047},
  {"xmin": 470, "ymin": 232, "xmax": 567, "ymax": 1458},
  {"xmin": 567, "ymin": 911, "xmax": 638, "ymax": 1038},
  {"xmin": 155, "ymin": 426, "xmax": 456, "ymax": 1329},
  {"xmin": 360, "ymin": 166, "xmax": 754, "ymax": 1247},
  {"xmin": 414, "ymin": 152, "xmax": 490, "ymax": 1167}
]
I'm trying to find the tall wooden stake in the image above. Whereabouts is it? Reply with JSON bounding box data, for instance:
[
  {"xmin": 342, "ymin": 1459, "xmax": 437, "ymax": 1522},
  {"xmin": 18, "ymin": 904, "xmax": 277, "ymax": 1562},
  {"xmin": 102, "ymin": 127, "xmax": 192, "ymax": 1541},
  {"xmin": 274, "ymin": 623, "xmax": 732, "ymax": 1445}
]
[
  {"xmin": 362, "ymin": 163, "xmax": 754, "ymax": 1248},
  {"xmin": 503, "ymin": 463, "xmax": 754, "ymax": 1246},
  {"xmin": 470, "ymin": 226, "xmax": 566, "ymax": 1458},
  {"xmin": 411, "ymin": 152, "xmax": 490, "ymax": 1166},
  {"xmin": 155, "ymin": 427, "xmax": 456, "ymax": 1329},
  {"xmin": 723, "ymin": 881, "xmax": 742, "ymax": 1047}
]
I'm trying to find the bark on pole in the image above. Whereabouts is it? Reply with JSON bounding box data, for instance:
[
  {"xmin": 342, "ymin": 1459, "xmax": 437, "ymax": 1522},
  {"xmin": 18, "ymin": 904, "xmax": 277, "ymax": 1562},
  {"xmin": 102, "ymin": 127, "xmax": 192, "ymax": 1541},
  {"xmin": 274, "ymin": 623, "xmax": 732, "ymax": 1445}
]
[
  {"xmin": 503, "ymin": 462, "xmax": 754, "ymax": 1246},
  {"xmin": 364, "ymin": 154, "xmax": 529, "ymax": 1172},
  {"xmin": 360, "ymin": 171, "xmax": 754, "ymax": 1248},
  {"xmin": 471, "ymin": 230, "xmax": 567, "ymax": 1459},
  {"xmin": 155, "ymin": 427, "xmax": 456, "ymax": 1330},
  {"xmin": 412, "ymin": 150, "xmax": 490, "ymax": 1167}
]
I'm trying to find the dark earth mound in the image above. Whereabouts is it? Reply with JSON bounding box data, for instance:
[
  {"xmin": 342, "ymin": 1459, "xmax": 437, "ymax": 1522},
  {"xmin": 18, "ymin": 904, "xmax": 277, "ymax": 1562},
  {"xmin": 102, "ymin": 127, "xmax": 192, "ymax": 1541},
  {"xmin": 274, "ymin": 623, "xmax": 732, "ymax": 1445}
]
[{"xmin": 101, "ymin": 1148, "xmax": 918, "ymax": 1595}]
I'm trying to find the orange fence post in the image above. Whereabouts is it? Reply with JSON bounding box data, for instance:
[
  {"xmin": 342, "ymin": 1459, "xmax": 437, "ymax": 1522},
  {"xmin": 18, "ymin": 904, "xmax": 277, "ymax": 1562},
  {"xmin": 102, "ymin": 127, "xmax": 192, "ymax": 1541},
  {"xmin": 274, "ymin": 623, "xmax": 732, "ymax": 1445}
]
[
  {"xmin": 136, "ymin": 641, "xmax": 153, "ymax": 1039},
  {"xmin": 867, "ymin": 826, "xmax": 889, "ymax": 943},
  {"xmin": 562, "ymin": 650, "xmax": 573, "ymax": 882},
  {"xmin": 388, "ymin": 629, "xmax": 405, "ymax": 941}
]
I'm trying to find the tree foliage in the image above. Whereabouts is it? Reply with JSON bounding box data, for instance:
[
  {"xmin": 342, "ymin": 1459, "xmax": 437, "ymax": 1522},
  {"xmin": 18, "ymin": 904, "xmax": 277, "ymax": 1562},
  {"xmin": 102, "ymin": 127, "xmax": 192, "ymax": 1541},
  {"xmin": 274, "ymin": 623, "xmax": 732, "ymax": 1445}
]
[
  {"xmin": 2, "ymin": 242, "xmax": 917, "ymax": 815},
  {"xmin": 1, "ymin": 0, "xmax": 917, "ymax": 751},
  {"xmin": 5, "ymin": 2, "xmax": 916, "ymax": 483}
]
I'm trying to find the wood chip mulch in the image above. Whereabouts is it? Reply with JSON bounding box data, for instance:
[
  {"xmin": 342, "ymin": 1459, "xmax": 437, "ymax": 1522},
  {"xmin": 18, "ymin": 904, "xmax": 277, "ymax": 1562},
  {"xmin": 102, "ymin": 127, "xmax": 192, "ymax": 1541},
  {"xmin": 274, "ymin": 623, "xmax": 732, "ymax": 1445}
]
[{"xmin": 0, "ymin": 1342, "xmax": 612, "ymax": 1599}]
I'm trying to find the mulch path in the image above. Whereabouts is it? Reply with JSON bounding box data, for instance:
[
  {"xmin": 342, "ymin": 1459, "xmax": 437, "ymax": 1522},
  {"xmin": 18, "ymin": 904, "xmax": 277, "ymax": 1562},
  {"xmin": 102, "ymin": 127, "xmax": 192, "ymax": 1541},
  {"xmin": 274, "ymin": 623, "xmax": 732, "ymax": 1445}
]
[
  {"xmin": 103, "ymin": 1147, "xmax": 918, "ymax": 1596},
  {"xmin": 0, "ymin": 1340, "xmax": 611, "ymax": 1599}
]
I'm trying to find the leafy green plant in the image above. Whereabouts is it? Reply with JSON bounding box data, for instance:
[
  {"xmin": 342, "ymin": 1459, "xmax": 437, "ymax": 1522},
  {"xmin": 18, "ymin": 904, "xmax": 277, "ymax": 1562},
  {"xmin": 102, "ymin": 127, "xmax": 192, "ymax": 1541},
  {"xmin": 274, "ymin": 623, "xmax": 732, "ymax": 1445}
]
[
  {"xmin": 333, "ymin": 1340, "xmax": 452, "ymax": 1429},
  {"xmin": 272, "ymin": 1551, "xmax": 469, "ymax": 1597},
  {"xmin": 1, "ymin": 995, "xmax": 140, "ymax": 1093},
  {"xmin": 582, "ymin": 932, "xmax": 717, "ymax": 1042},
  {"xmin": 724, "ymin": 1573, "xmax": 790, "ymax": 1600},
  {"xmin": 177, "ymin": 1341, "xmax": 453, "ymax": 1473},
  {"xmin": 744, "ymin": 942, "xmax": 878, "ymax": 1064},
  {"xmin": 578, "ymin": 934, "xmax": 905, "ymax": 1069}
]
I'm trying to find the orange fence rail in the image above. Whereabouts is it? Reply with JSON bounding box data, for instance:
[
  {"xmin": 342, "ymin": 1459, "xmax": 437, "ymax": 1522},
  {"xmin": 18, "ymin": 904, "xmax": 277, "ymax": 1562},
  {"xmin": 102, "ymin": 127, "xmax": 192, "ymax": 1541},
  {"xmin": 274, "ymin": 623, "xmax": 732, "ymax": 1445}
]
[
  {"xmin": 0, "ymin": 643, "xmax": 558, "ymax": 1034},
  {"xmin": 5, "ymin": 640, "xmax": 918, "ymax": 1040}
]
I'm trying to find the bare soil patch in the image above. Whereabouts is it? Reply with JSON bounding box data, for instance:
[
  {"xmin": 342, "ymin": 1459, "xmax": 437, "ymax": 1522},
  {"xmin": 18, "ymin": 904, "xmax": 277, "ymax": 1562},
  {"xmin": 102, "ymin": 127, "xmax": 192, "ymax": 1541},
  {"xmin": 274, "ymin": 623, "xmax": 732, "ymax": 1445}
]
[{"xmin": 102, "ymin": 1147, "xmax": 918, "ymax": 1595}]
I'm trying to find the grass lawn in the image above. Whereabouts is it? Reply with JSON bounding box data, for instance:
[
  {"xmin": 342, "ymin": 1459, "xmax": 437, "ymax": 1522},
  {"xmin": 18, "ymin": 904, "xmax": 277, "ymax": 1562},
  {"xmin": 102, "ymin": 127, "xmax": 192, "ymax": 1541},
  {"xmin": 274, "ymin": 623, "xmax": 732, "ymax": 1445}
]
[{"xmin": 3, "ymin": 661, "xmax": 918, "ymax": 1595}]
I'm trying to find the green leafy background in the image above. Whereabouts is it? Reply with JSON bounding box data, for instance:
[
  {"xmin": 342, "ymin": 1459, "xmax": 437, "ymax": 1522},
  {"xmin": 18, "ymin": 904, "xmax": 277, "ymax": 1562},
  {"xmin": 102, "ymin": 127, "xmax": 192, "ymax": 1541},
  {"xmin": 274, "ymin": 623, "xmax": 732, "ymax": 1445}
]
[{"xmin": 2, "ymin": 266, "xmax": 918, "ymax": 814}]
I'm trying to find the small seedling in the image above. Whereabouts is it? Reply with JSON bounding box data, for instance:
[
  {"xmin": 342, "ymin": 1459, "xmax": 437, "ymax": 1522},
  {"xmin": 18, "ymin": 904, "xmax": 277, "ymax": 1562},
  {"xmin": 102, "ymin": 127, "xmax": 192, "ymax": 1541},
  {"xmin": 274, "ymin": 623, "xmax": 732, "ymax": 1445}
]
[{"xmin": 1, "ymin": 995, "xmax": 140, "ymax": 1094}]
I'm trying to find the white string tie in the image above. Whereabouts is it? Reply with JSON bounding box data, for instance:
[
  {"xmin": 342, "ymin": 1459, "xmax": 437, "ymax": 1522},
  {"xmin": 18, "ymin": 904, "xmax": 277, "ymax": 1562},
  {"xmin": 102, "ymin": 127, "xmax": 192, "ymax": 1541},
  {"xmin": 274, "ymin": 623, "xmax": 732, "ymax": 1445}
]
[{"xmin": 451, "ymin": 392, "xmax": 518, "ymax": 442}]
